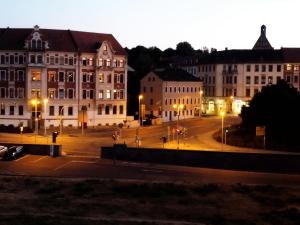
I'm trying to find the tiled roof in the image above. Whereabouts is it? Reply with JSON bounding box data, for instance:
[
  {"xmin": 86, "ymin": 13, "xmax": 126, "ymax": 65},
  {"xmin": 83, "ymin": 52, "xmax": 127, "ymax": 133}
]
[
  {"xmin": 281, "ymin": 48, "xmax": 300, "ymax": 63},
  {"xmin": 210, "ymin": 49, "xmax": 282, "ymax": 64},
  {"xmin": 153, "ymin": 69, "xmax": 200, "ymax": 82},
  {"xmin": 175, "ymin": 49, "xmax": 284, "ymax": 66},
  {"xmin": 0, "ymin": 27, "xmax": 126, "ymax": 55}
]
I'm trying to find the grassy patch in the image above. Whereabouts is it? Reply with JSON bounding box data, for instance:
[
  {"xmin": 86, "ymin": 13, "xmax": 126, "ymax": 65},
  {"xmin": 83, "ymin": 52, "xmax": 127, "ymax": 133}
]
[{"xmin": 0, "ymin": 177, "xmax": 299, "ymax": 225}]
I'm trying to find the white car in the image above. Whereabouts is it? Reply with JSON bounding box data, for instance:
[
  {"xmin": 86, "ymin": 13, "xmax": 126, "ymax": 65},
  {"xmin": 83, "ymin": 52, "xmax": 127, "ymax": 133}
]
[{"xmin": 0, "ymin": 145, "xmax": 8, "ymax": 158}]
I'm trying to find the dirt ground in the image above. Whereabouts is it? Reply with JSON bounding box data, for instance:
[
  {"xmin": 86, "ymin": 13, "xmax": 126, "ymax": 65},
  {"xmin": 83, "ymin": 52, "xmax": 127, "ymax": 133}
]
[{"xmin": 0, "ymin": 176, "xmax": 300, "ymax": 225}]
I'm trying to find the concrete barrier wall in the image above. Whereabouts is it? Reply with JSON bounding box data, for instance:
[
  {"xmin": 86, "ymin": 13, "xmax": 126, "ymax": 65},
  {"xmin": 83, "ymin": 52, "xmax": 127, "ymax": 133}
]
[
  {"xmin": 101, "ymin": 145, "xmax": 300, "ymax": 174},
  {"xmin": 0, "ymin": 143, "xmax": 62, "ymax": 157}
]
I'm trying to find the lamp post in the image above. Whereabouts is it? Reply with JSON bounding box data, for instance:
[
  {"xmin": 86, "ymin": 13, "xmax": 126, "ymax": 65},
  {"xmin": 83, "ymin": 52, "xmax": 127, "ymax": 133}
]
[
  {"xmin": 59, "ymin": 106, "xmax": 64, "ymax": 135},
  {"xmin": 173, "ymin": 104, "xmax": 184, "ymax": 149},
  {"xmin": 43, "ymin": 98, "xmax": 48, "ymax": 136},
  {"xmin": 199, "ymin": 90, "xmax": 203, "ymax": 117},
  {"xmin": 230, "ymin": 95, "xmax": 234, "ymax": 114},
  {"xmin": 220, "ymin": 111, "xmax": 225, "ymax": 151},
  {"xmin": 138, "ymin": 95, "xmax": 143, "ymax": 127},
  {"xmin": 31, "ymin": 99, "xmax": 39, "ymax": 135}
]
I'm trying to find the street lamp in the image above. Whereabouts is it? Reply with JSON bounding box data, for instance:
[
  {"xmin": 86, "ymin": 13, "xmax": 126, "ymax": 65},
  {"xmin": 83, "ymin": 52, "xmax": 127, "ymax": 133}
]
[
  {"xmin": 220, "ymin": 111, "xmax": 225, "ymax": 151},
  {"xmin": 59, "ymin": 106, "xmax": 64, "ymax": 134},
  {"xmin": 43, "ymin": 98, "xmax": 48, "ymax": 136},
  {"xmin": 138, "ymin": 95, "xmax": 143, "ymax": 127},
  {"xmin": 230, "ymin": 95, "xmax": 234, "ymax": 114},
  {"xmin": 173, "ymin": 104, "xmax": 184, "ymax": 149},
  {"xmin": 31, "ymin": 99, "xmax": 40, "ymax": 135},
  {"xmin": 199, "ymin": 90, "xmax": 203, "ymax": 117}
]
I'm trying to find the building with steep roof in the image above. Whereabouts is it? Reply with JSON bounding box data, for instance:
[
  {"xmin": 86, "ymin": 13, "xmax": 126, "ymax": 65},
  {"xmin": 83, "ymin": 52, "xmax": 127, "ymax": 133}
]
[
  {"xmin": 253, "ymin": 25, "xmax": 274, "ymax": 50},
  {"xmin": 0, "ymin": 26, "xmax": 127, "ymax": 129},
  {"xmin": 140, "ymin": 69, "xmax": 203, "ymax": 122},
  {"xmin": 176, "ymin": 25, "xmax": 300, "ymax": 115}
]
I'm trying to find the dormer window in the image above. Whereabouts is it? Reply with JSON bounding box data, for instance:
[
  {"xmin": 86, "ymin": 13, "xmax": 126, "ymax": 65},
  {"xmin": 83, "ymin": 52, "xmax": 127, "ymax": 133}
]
[
  {"xmin": 31, "ymin": 40, "xmax": 37, "ymax": 49},
  {"xmin": 31, "ymin": 38, "xmax": 42, "ymax": 50},
  {"xmin": 103, "ymin": 45, "xmax": 107, "ymax": 51},
  {"xmin": 37, "ymin": 40, "xmax": 42, "ymax": 49}
]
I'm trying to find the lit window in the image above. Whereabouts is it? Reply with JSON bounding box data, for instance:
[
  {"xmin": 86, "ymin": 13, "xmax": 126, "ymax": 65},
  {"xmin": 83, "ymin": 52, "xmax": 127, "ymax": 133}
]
[
  {"xmin": 48, "ymin": 89, "xmax": 55, "ymax": 99},
  {"xmin": 32, "ymin": 71, "xmax": 41, "ymax": 81},
  {"xmin": 99, "ymin": 73, "xmax": 104, "ymax": 83},
  {"xmin": 98, "ymin": 90, "xmax": 104, "ymax": 99},
  {"xmin": 106, "ymin": 90, "xmax": 111, "ymax": 99},
  {"xmin": 48, "ymin": 71, "xmax": 56, "ymax": 82},
  {"xmin": 98, "ymin": 58, "xmax": 103, "ymax": 67},
  {"xmin": 106, "ymin": 59, "xmax": 111, "ymax": 67}
]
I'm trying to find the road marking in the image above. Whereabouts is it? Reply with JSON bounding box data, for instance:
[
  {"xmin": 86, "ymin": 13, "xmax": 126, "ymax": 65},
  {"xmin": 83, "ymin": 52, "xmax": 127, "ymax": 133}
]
[
  {"xmin": 72, "ymin": 160, "xmax": 97, "ymax": 164},
  {"xmin": 54, "ymin": 162, "xmax": 72, "ymax": 171},
  {"xmin": 14, "ymin": 155, "xmax": 30, "ymax": 162},
  {"xmin": 32, "ymin": 156, "xmax": 48, "ymax": 163},
  {"xmin": 142, "ymin": 169, "xmax": 163, "ymax": 173}
]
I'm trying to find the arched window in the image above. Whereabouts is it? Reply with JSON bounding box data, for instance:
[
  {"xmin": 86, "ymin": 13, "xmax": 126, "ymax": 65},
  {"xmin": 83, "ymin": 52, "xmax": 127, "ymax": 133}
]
[
  {"xmin": 31, "ymin": 39, "xmax": 37, "ymax": 49},
  {"xmin": 37, "ymin": 39, "xmax": 42, "ymax": 49}
]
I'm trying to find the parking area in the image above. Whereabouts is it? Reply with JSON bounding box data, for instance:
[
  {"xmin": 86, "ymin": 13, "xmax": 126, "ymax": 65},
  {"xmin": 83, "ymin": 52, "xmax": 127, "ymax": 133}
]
[{"xmin": 0, "ymin": 154, "xmax": 101, "ymax": 177}]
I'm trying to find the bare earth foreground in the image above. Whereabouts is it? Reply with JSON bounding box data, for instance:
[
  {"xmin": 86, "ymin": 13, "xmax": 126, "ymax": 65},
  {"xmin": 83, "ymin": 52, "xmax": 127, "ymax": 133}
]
[{"xmin": 0, "ymin": 176, "xmax": 300, "ymax": 225}]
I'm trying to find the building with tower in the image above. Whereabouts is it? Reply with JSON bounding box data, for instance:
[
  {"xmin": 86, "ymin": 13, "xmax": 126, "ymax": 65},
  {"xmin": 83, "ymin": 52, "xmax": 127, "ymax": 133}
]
[{"xmin": 175, "ymin": 25, "xmax": 300, "ymax": 115}]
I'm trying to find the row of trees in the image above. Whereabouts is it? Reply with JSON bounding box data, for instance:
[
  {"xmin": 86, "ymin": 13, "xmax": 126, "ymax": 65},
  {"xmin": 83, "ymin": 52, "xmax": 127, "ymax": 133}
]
[{"xmin": 126, "ymin": 42, "xmax": 208, "ymax": 116}]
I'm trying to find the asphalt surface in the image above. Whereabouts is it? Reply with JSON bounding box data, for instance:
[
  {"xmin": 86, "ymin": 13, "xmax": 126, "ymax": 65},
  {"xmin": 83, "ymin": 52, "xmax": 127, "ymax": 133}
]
[
  {"xmin": 1, "ymin": 154, "xmax": 300, "ymax": 186},
  {"xmin": 0, "ymin": 116, "xmax": 300, "ymax": 186}
]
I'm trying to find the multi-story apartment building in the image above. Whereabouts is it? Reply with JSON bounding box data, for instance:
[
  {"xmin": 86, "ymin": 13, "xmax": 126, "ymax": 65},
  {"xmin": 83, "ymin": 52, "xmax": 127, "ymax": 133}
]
[
  {"xmin": 0, "ymin": 25, "xmax": 127, "ymax": 128},
  {"xmin": 176, "ymin": 25, "xmax": 300, "ymax": 115},
  {"xmin": 140, "ymin": 69, "xmax": 203, "ymax": 122}
]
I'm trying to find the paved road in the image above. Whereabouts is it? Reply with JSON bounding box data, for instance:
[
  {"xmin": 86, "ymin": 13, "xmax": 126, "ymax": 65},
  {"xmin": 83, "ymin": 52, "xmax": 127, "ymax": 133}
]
[
  {"xmin": 0, "ymin": 116, "xmax": 288, "ymax": 157},
  {"xmin": 1, "ymin": 154, "xmax": 300, "ymax": 186}
]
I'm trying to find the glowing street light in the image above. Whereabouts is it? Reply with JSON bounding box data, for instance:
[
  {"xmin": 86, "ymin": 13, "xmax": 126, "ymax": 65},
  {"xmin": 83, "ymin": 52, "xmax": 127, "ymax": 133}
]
[
  {"xmin": 31, "ymin": 99, "xmax": 40, "ymax": 135},
  {"xmin": 43, "ymin": 98, "xmax": 48, "ymax": 136},
  {"xmin": 220, "ymin": 111, "xmax": 225, "ymax": 151},
  {"xmin": 173, "ymin": 104, "xmax": 184, "ymax": 149},
  {"xmin": 199, "ymin": 90, "xmax": 203, "ymax": 117},
  {"xmin": 138, "ymin": 95, "xmax": 143, "ymax": 127}
]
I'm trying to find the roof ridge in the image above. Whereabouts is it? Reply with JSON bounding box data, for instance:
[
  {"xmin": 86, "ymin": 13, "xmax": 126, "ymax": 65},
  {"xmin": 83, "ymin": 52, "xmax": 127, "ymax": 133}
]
[{"xmin": 68, "ymin": 30, "xmax": 79, "ymax": 51}]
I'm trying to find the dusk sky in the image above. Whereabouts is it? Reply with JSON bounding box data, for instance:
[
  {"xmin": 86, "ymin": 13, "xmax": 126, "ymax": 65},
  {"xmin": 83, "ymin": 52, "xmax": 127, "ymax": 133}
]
[{"xmin": 1, "ymin": 0, "xmax": 300, "ymax": 51}]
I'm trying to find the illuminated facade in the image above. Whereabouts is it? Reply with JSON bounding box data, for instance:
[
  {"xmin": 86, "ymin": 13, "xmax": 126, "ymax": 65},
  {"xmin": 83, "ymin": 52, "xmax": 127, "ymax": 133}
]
[
  {"xmin": 0, "ymin": 26, "xmax": 127, "ymax": 128},
  {"xmin": 140, "ymin": 69, "xmax": 203, "ymax": 122},
  {"xmin": 177, "ymin": 25, "xmax": 300, "ymax": 115}
]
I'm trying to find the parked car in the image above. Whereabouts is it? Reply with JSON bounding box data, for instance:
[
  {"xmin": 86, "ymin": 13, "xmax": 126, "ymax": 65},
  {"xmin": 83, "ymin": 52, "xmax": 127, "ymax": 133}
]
[
  {"xmin": 0, "ymin": 145, "xmax": 8, "ymax": 159},
  {"xmin": 2, "ymin": 146, "xmax": 24, "ymax": 161}
]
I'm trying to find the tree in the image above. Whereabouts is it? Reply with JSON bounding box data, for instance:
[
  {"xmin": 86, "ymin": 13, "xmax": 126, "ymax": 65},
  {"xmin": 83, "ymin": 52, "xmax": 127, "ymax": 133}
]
[
  {"xmin": 240, "ymin": 80, "xmax": 300, "ymax": 149},
  {"xmin": 176, "ymin": 42, "xmax": 195, "ymax": 56}
]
